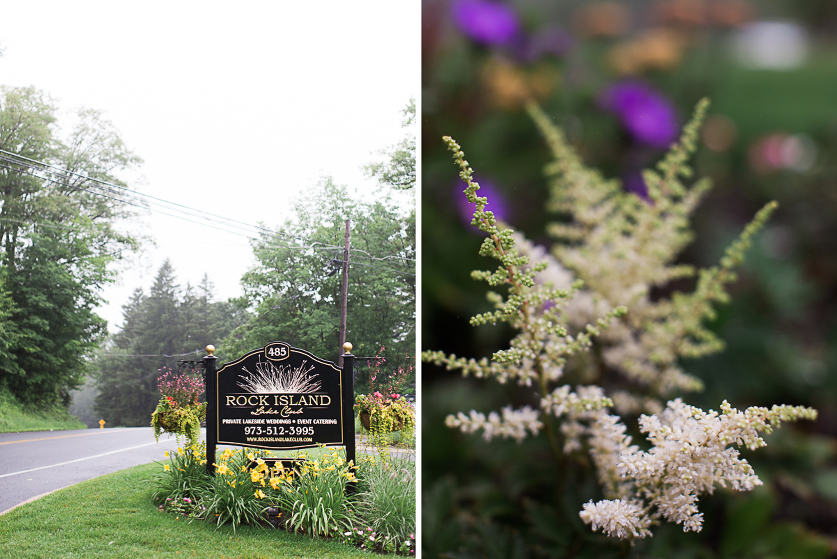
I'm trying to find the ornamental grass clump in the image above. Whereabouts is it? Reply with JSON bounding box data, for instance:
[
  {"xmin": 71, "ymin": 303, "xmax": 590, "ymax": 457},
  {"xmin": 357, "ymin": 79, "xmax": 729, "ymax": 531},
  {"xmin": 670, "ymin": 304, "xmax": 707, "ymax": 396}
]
[
  {"xmin": 352, "ymin": 455, "xmax": 416, "ymax": 554},
  {"xmin": 151, "ymin": 442, "xmax": 209, "ymax": 507},
  {"xmin": 199, "ymin": 447, "xmax": 280, "ymax": 532},
  {"xmin": 151, "ymin": 368, "xmax": 207, "ymax": 447},
  {"xmin": 423, "ymin": 99, "xmax": 817, "ymax": 541},
  {"xmin": 273, "ymin": 447, "xmax": 358, "ymax": 537}
]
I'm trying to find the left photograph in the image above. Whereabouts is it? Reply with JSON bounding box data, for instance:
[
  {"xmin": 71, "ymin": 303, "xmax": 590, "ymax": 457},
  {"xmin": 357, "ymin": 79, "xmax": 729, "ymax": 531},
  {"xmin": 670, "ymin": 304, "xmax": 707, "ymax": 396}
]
[{"xmin": 0, "ymin": 3, "xmax": 418, "ymax": 557}]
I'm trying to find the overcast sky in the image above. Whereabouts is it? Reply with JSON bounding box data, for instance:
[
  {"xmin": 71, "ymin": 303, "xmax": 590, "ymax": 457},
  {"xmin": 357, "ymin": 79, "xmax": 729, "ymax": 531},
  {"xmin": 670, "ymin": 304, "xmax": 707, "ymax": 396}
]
[{"xmin": 0, "ymin": 1, "xmax": 419, "ymax": 334}]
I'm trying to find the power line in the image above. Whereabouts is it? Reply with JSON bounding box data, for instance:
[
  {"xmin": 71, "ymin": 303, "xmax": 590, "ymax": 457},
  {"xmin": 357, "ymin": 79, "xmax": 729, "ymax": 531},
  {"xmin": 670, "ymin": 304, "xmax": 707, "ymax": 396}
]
[
  {"xmin": 0, "ymin": 215, "xmax": 83, "ymax": 232},
  {"xmin": 350, "ymin": 247, "xmax": 416, "ymax": 262},
  {"xmin": 98, "ymin": 349, "xmax": 206, "ymax": 358},
  {"xmin": 0, "ymin": 149, "xmax": 344, "ymax": 250},
  {"xmin": 0, "ymin": 149, "xmax": 417, "ymax": 268},
  {"xmin": 0, "ymin": 158, "xmax": 347, "ymax": 254},
  {"xmin": 350, "ymin": 260, "xmax": 415, "ymax": 277}
]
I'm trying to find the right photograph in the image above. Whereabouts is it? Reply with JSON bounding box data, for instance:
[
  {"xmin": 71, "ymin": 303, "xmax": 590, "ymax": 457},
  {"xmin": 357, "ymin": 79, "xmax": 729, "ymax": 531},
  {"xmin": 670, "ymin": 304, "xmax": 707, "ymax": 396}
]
[{"xmin": 420, "ymin": 1, "xmax": 837, "ymax": 557}]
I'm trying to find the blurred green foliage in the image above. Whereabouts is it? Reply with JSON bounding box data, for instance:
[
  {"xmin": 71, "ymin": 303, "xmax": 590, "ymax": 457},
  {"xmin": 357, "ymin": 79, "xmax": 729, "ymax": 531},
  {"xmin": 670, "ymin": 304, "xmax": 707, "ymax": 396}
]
[{"xmin": 422, "ymin": 0, "xmax": 837, "ymax": 556}]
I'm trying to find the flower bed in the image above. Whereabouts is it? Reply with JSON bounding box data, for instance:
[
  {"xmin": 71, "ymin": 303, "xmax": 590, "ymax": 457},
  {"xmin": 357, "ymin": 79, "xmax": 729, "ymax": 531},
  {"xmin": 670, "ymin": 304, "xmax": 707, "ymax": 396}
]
[{"xmin": 152, "ymin": 444, "xmax": 415, "ymax": 556}]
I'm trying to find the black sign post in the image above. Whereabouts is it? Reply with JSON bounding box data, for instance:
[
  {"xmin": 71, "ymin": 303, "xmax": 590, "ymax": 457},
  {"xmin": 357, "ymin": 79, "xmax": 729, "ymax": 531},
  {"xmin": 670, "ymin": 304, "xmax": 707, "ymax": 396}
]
[
  {"xmin": 203, "ymin": 345, "xmax": 218, "ymax": 476},
  {"xmin": 341, "ymin": 342, "xmax": 356, "ymax": 468},
  {"xmin": 204, "ymin": 341, "xmax": 355, "ymax": 477}
]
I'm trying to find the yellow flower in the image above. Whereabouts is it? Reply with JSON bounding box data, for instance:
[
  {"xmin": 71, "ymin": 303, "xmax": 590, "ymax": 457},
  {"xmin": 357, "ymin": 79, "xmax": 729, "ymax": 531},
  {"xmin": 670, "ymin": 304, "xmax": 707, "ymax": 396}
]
[
  {"xmin": 255, "ymin": 489, "xmax": 265, "ymax": 499},
  {"xmin": 164, "ymin": 465, "xmax": 170, "ymax": 471},
  {"xmin": 217, "ymin": 463, "xmax": 230, "ymax": 476},
  {"xmin": 164, "ymin": 451, "xmax": 169, "ymax": 457},
  {"xmin": 250, "ymin": 471, "xmax": 263, "ymax": 483},
  {"xmin": 269, "ymin": 477, "xmax": 282, "ymax": 489}
]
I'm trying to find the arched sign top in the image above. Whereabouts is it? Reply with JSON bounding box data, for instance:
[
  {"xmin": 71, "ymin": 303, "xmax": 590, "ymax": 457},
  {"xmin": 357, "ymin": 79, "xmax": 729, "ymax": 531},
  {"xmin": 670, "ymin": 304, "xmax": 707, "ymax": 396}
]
[{"xmin": 217, "ymin": 343, "xmax": 341, "ymax": 375}]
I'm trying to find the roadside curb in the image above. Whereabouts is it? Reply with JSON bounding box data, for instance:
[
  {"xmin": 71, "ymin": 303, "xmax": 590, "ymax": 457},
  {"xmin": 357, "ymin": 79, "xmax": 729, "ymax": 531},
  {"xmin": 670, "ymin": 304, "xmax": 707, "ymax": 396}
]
[{"xmin": 0, "ymin": 488, "xmax": 63, "ymax": 516}]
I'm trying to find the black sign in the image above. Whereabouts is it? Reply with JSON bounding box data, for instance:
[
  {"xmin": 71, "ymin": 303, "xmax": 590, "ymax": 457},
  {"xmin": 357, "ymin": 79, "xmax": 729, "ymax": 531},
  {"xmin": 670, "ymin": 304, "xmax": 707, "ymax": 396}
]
[{"xmin": 215, "ymin": 342, "xmax": 345, "ymax": 450}]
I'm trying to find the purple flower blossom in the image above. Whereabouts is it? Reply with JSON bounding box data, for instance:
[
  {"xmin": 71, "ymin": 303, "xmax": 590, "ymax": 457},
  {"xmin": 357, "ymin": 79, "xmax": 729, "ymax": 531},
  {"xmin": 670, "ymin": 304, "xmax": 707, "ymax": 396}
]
[
  {"xmin": 599, "ymin": 80, "xmax": 678, "ymax": 149},
  {"xmin": 452, "ymin": 0, "xmax": 520, "ymax": 46},
  {"xmin": 622, "ymin": 170, "xmax": 649, "ymax": 199},
  {"xmin": 515, "ymin": 26, "xmax": 575, "ymax": 62},
  {"xmin": 453, "ymin": 178, "xmax": 510, "ymax": 228}
]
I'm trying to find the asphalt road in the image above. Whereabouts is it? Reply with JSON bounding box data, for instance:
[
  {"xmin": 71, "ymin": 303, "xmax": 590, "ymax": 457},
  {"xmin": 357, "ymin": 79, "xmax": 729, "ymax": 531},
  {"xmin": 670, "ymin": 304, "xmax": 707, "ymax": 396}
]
[{"xmin": 0, "ymin": 427, "xmax": 181, "ymax": 514}]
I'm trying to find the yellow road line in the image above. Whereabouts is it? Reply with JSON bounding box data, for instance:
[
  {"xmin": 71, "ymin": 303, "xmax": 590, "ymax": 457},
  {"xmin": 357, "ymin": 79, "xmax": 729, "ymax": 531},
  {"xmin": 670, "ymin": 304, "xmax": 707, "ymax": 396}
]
[{"xmin": 0, "ymin": 430, "xmax": 123, "ymax": 446}]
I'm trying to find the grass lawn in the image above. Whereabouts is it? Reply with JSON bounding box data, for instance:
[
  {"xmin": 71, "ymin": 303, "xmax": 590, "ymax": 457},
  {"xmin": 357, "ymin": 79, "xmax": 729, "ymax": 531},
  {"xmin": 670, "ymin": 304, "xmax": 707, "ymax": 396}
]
[{"xmin": 0, "ymin": 463, "xmax": 371, "ymax": 559}]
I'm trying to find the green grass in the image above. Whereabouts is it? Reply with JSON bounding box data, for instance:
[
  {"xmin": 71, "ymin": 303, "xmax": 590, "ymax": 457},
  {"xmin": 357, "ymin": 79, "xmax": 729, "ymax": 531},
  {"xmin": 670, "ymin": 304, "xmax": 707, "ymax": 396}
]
[
  {"xmin": 0, "ymin": 388, "xmax": 85, "ymax": 433},
  {"xmin": 0, "ymin": 463, "xmax": 372, "ymax": 558}
]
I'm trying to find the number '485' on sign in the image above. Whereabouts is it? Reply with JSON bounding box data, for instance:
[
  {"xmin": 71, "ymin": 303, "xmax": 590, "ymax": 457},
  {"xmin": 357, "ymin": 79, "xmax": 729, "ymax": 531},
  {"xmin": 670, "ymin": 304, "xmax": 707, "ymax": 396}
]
[{"xmin": 265, "ymin": 343, "xmax": 289, "ymax": 360}]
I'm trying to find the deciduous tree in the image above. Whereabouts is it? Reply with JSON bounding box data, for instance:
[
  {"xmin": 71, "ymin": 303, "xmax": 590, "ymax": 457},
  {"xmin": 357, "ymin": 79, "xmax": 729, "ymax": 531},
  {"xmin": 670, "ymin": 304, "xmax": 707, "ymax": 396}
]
[
  {"xmin": 223, "ymin": 178, "xmax": 415, "ymax": 386},
  {"xmin": 0, "ymin": 86, "xmax": 143, "ymax": 406}
]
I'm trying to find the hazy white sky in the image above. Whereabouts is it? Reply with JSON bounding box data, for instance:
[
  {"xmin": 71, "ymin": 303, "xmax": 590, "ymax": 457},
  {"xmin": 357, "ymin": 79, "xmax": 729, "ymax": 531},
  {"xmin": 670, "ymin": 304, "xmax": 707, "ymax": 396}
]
[{"xmin": 0, "ymin": 1, "xmax": 419, "ymax": 333}]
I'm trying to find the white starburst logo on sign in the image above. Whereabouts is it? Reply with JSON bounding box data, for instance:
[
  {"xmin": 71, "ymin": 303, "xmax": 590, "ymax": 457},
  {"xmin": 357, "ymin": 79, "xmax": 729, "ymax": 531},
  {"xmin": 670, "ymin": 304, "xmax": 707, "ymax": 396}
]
[{"xmin": 237, "ymin": 358, "xmax": 321, "ymax": 394}]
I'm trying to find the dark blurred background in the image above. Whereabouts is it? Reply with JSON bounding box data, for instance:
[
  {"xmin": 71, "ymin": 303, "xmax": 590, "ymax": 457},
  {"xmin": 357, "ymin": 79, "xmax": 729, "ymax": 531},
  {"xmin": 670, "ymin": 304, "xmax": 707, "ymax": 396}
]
[{"xmin": 421, "ymin": 0, "xmax": 837, "ymax": 557}]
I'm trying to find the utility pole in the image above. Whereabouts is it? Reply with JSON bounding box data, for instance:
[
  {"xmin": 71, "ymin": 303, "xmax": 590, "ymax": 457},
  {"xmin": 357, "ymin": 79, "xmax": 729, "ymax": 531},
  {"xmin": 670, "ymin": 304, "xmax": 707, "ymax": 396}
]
[{"xmin": 338, "ymin": 218, "xmax": 350, "ymax": 367}]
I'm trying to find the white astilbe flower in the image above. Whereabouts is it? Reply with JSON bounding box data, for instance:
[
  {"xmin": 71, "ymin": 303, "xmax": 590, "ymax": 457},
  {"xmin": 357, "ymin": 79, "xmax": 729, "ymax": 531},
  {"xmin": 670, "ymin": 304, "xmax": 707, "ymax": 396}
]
[
  {"xmin": 587, "ymin": 411, "xmax": 638, "ymax": 499},
  {"xmin": 579, "ymin": 499, "xmax": 652, "ymax": 539},
  {"xmin": 424, "ymin": 113, "xmax": 819, "ymax": 547},
  {"xmin": 445, "ymin": 405, "xmax": 543, "ymax": 443},
  {"xmin": 540, "ymin": 384, "xmax": 613, "ymax": 418},
  {"xmin": 514, "ymin": 232, "xmax": 573, "ymax": 292},
  {"xmin": 559, "ymin": 420, "xmax": 586, "ymax": 453},
  {"xmin": 610, "ymin": 390, "xmax": 664, "ymax": 416},
  {"xmin": 422, "ymin": 352, "xmax": 540, "ymax": 386},
  {"xmin": 581, "ymin": 398, "xmax": 819, "ymax": 537}
]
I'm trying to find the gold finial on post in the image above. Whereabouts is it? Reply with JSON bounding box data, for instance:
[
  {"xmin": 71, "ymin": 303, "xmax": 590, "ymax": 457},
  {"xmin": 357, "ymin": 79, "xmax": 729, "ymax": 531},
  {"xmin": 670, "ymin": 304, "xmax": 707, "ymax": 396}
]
[
  {"xmin": 206, "ymin": 345, "xmax": 216, "ymax": 356},
  {"xmin": 343, "ymin": 342, "xmax": 353, "ymax": 354}
]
